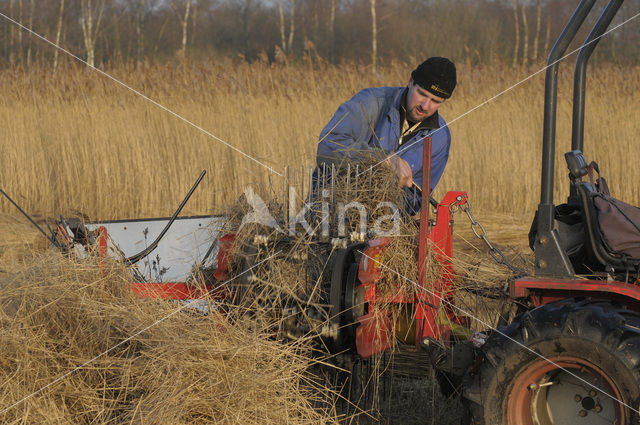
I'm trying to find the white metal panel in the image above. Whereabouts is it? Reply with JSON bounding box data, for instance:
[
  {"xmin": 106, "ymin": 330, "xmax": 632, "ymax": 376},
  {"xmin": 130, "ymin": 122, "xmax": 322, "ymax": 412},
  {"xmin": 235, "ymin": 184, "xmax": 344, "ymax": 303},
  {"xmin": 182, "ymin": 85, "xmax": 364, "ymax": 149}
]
[{"xmin": 85, "ymin": 216, "xmax": 228, "ymax": 282}]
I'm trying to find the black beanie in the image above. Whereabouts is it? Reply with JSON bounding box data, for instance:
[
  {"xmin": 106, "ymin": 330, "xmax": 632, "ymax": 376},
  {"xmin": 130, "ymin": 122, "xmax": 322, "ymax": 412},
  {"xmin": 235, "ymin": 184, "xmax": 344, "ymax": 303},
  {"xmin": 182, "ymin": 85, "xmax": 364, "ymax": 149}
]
[{"xmin": 411, "ymin": 57, "xmax": 457, "ymax": 99}]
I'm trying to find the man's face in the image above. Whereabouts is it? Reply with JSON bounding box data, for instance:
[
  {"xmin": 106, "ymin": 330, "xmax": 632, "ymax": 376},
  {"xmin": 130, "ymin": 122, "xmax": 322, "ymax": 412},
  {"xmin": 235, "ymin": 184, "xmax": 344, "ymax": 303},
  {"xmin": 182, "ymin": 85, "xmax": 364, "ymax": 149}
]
[{"xmin": 405, "ymin": 78, "xmax": 445, "ymax": 122}]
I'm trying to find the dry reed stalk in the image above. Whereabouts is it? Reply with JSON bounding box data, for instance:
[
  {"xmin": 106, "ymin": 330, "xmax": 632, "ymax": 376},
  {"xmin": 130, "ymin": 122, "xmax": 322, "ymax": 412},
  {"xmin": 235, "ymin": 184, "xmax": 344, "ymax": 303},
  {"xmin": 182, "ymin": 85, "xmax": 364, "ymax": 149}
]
[
  {"xmin": 0, "ymin": 213, "xmax": 50, "ymax": 276},
  {"xmin": 0, "ymin": 251, "xmax": 336, "ymax": 425}
]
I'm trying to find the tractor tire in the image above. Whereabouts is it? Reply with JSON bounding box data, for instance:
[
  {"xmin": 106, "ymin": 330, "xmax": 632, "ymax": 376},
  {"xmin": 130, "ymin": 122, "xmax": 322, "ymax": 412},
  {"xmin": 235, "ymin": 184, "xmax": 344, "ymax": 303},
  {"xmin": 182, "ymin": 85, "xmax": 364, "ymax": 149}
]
[{"xmin": 462, "ymin": 298, "xmax": 640, "ymax": 425}]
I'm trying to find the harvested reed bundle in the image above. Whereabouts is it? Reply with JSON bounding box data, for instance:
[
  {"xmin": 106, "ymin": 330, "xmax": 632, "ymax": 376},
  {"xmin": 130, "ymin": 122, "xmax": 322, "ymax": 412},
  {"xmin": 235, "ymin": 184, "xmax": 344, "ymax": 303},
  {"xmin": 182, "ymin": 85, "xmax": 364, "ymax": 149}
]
[
  {"xmin": 0, "ymin": 252, "xmax": 335, "ymax": 425},
  {"xmin": 310, "ymin": 154, "xmax": 407, "ymax": 237}
]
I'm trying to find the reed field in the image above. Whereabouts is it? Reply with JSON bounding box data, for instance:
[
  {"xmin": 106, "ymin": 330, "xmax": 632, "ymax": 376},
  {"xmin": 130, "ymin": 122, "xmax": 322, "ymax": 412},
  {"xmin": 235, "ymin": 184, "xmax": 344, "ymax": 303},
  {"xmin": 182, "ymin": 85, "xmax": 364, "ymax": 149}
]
[
  {"xmin": 0, "ymin": 60, "xmax": 639, "ymax": 424},
  {"xmin": 1, "ymin": 60, "xmax": 638, "ymax": 222}
]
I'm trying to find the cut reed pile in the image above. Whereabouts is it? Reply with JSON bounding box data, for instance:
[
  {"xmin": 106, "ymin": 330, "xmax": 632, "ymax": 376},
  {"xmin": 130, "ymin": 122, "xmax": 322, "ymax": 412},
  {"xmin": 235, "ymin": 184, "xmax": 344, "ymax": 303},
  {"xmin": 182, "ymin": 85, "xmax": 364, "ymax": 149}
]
[
  {"xmin": 0, "ymin": 252, "xmax": 335, "ymax": 425},
  {"xmin": 0, "ymin": 152, "xmax": 535, "ymax": 425}
]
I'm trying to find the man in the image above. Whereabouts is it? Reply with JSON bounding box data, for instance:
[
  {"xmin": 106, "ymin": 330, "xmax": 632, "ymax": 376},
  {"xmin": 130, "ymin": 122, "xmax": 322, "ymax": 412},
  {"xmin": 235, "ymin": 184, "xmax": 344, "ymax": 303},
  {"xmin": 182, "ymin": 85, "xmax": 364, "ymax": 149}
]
[{"xmin": 316, "ymin": 57, "xmax": 456, "ymax": 213}]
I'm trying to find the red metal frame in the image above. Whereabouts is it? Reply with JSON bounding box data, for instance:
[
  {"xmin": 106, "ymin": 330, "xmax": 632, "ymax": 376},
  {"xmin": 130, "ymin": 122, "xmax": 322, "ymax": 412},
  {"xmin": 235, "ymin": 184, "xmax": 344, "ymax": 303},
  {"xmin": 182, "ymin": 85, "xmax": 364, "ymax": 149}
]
[
  {"xmin": 354, "ymin": 191, "xmax": 470, "ymax": 357},
  {"xmin": 213, "ymin": 234, "xmax": 235, "ymax": 281},
  {"xmin": 353, "ymin": 158, "xmax": 471, "ymax": 358},
  {"xmin": 512, "ymin": 277, "xmax": 640, "ymax": 310}
]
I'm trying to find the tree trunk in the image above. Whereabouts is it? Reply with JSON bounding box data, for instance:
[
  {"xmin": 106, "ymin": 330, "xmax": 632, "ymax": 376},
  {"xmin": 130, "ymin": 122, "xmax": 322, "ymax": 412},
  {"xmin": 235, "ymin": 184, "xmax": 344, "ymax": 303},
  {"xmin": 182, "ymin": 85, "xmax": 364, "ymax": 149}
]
[
  {"xmin": 80, "ymin": 0, "xmax": 95, "ymax": 66},
  {"xmin": 329, "ymin": 0, "xmax": 336, "ymax": 62},
  {"xmin": 153, "ymin": 14, "xmax": 170, "ymax": 55},
  {"xmin": 512, "ymin": 0, "xmax": 520, "ymax": 67},
  {"xmin": 170, "ymin": 0, "xmax": 191, "ymax": 56},
  {"xmin": 181, "ymin": 0, "xmax": 190, "ymax": 54},
  {"xmin": 80, "ymin": 0, "xmax": 105, "ymax": 67},
  {"xmin": 26, "ymin": 0, "xmax": 34, "ymax": 67},
  {"xmin": 278, "ymin": 0, "xmax": 286, "ymax": 51},
  {"xmin": 288, "ymin": 0, "xmax": 295, "ymax": 54},
  {"xmin": 135, "ymin": 0, "xmax": 145, "ymax": 67},
  {"xmin": 312, "ymin": 0, "xmax": 318, "ymax": 44},
  {"xmin": 241, "ymin": 0, "xmax": 252, "ymax": 59},
  {"xmin": 370, "ymin": 0, "xmax": 377, "ymax": 71},
  {"xmin": 8, "ymin": 0, "xmax": 15, "ymax": 64},
  {"xmin": 521, "ymin": 1, "xmax": 529, "ymax": 66},
  {"xmin": 111, "ymin": 4, "xmax": 121, "ymax": 61},
  {"xmin": 53, "ymin": 0, "xmax": 65, "ymax": 70},
  {"xmin": 543, "ymin": 15, "xmax": 551, "ymax": 60},
  {"xmin": 532, "ymin": 0, "xmax": 542, "ymax": 62},
  {"xmin": 191, "ymin": 0, "xmax": 197, "ymax": 47},
  {"xmin": 17, "ymin": 0, "xmax": 23, "ymax": 65}
]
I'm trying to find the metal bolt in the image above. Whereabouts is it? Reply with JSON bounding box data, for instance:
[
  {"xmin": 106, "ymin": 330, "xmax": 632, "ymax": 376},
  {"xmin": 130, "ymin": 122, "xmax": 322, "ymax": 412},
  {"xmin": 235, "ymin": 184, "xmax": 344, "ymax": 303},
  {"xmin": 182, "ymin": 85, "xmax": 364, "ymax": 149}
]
[
  {"xmin": 594, "ymin": 405, "xmax": 602, "ymax": 413},
  {"xmin": 537, "ymin": 260, "xmax": 547, "ymax": 269},
  {"xmin": 575, "ymin": 394, "xmax": 582, "ymax": 402},
  {"xmin": 589, "ymin": 390, "xmax": 597, "ymax": 397},
  {"xmin": 539, "ymin": 235, "xmax": 549, "ymax": 245},
  {"xmin": 528, "ymin": 381, "xmax": 554, "ymax": 391},
  {"xmin": 579, "ymin": 410, "xmax": 588, "ymax": 417}
]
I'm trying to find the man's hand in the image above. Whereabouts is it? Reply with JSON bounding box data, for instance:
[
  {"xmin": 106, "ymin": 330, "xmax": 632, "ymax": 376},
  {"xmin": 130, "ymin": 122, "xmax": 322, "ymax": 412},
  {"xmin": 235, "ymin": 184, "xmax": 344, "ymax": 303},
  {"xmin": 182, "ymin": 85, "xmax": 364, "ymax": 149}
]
[{"xmin": 385, "ymin": 155, "xmax": 413, "ymax": 188}]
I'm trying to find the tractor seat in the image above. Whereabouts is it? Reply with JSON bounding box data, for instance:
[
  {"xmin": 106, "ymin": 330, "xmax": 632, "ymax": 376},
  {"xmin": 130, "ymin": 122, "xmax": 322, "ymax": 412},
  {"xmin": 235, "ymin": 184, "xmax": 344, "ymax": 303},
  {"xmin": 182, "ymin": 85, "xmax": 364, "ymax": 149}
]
[{"xmin": 564, "ymin": 150, "xmax": 640, "ymax": 275}]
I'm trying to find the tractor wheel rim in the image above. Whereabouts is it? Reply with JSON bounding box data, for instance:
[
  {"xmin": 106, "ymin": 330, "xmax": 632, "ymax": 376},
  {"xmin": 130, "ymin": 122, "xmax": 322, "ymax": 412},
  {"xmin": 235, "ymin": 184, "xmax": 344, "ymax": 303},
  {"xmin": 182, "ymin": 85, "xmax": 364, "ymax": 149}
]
[{"xmin": 507, "ymin": 356, "xmax": 624, "ymax": 425}]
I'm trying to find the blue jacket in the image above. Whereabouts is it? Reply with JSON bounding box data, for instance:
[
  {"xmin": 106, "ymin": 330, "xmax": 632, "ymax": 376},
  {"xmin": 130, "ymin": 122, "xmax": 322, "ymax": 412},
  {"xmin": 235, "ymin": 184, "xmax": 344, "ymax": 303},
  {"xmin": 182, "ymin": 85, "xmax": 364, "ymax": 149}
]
[{"xmin": 317, "ymin": 86, "xmax": 451, "ymax": 212}]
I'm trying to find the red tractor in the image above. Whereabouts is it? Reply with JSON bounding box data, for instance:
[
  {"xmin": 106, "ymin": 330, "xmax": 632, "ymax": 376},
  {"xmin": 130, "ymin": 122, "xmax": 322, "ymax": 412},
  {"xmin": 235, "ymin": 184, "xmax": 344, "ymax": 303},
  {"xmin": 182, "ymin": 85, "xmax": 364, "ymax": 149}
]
[{"xmin": 460, "ymin": 0, "xmax": 640, "ymax": 423}]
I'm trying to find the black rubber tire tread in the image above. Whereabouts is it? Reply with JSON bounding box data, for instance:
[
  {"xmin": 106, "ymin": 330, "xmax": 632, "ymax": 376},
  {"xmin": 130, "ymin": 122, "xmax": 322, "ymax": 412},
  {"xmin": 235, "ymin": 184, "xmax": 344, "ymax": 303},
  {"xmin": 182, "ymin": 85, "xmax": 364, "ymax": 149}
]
[{"xmin": 462, "ymin": 298, "xmax": 640, "ymax": 425}]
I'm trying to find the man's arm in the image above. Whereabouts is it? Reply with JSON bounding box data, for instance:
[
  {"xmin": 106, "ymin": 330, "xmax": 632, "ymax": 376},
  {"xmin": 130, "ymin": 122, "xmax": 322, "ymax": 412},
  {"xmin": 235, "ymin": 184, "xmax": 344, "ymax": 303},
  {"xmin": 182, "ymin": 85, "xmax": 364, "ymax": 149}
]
[{"xmin": 316, "ymin": 89, "xmax": 381, "ymax": 167}]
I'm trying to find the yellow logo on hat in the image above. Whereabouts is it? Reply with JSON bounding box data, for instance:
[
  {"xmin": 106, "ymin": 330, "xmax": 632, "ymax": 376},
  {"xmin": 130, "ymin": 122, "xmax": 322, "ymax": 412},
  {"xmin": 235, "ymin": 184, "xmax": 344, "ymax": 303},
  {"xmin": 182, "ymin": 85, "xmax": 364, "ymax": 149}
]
[{"xmin": 430, "ymin": 84, "xmax": 450, "ymax": 97}]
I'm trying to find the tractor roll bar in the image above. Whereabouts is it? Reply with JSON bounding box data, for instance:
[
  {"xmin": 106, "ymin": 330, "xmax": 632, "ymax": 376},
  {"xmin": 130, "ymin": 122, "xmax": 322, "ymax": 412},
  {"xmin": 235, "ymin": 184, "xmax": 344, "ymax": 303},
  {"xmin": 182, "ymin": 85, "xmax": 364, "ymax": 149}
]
[
  {"xmin": 535, "ymin": 0, "xmax": 627, "ymax": 276},
  {"xmin": 570, "ymin": 0, "xmax": 624, "ymax": 201},
  {"xmin": 540, "ymin": 0, "xmax": 596, "ymax": 210},
  {"xmin": 571, "ymin": 0, "xmax": 624, "ymax": 155}
]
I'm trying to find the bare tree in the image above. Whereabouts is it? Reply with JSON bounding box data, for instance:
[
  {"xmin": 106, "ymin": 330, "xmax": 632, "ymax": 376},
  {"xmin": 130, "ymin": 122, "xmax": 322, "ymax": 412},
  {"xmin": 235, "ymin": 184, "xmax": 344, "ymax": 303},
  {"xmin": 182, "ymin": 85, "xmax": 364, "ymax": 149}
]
[
  {"xmin": 9, "ymin": 0, "xmax": 24, "ymax": 65},
  {"xmin": 329, "ymin": 0, "xmax": 336, "ymax": 61},
  {"xmin": 79, "ymin": 0, "xmax": 105, "ymax": 67},
  {"xmin": 8, "ymin": 0, "xmax": 16, "ymax": 64},
  {"xmin": 170, "ymin": 0, "xmax": 192, "ymax": 56},
  {"xmin": 288, "ymin": 0, "xmax": 295, "ymax": 53},
  {"xmin": 277, "ymin": 0, "xmax": 295, "ymax": 53},
  {"xmin": 543, "ymin": 14, "xmax": 551, "ymax": 60},
  {"xmin": 532, "ymin": 0, "xmax": 542, "ymax": 62},
  {"xmin": 25, "ymin": 0, "xmax": 34, "ymax": 66},
  {"xmin": 521, "ymin": 0, "xmax": 529, "ymax": 65},
  {"xmin": 17, "ymin": 0, "xmax": 23, "ymax": 63},
  {"xmin": 53, "ymin": 0, "xmax": 65, "ymax": 70},
  {"xmin": 512, "ymin": 0, "xmax": 520, "ymax": 66},
  {"xmin": 134, "ymin": 0, "xmax": 147, "ymax": 66},
  {"xmin": 191, "ymin": 0, "xmax": 197, "ymax": 47},
  {"xmin": 278, "ymin": 0, "xmax": 286, "ymax": 51},
  {"xmin": 370, "ymin": 0, "xmax": 376, "ymax": 71}
]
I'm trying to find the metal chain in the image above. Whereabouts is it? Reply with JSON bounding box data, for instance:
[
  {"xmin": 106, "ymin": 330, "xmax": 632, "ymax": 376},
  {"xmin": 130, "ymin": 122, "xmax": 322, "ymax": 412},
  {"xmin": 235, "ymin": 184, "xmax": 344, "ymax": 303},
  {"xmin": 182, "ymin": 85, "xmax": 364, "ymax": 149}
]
[{"xmin": 459, "ymin": 201, "xmax": 527, "ymax": 276}]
